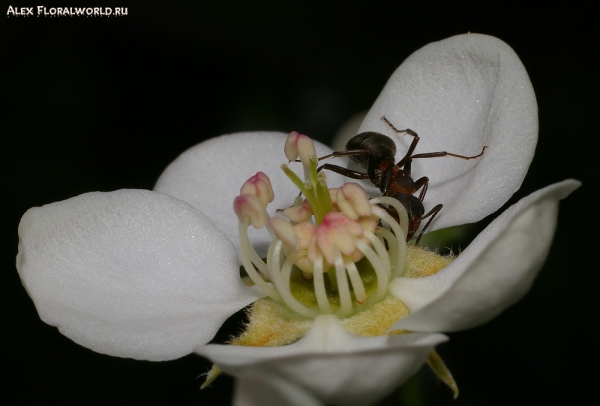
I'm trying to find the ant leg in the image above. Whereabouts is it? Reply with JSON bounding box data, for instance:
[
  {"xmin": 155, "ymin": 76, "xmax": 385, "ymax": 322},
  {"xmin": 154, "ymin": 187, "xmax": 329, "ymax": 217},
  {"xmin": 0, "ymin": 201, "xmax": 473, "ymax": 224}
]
[
  {"xmin": 292, "ymin": 162, "xmax": 369, "ymax": 199},
  {"xmin": 315, "ymin": 149, "xmax": 371, "ymax": 162},
  {"xmin": 380, "ymin": 116, "xmax": 421, "ymax": 169},
  {"xmin": 411, "ymin": 145, "xmax": 488, "ymax": 161},
  {"xmin": 292, "ymin": 163, "xmax": 370, "ymax": 199},
  {"xmin": 412, "ymin": 177, "xmax": 430, "ymax": 202},
  {"xmin": 317, "ymin": 148, "xmax": 388, "ymax": 184},
  {"xmin": 415, "ymin": 204, "xmax": 443, "ymax": 245},
  {"xmin": 382, "ymin": 115, "xmax": 487, "ymax": 164},
  {"xmin": 319, "ymin": 163, "xmax": 369, "ymax": 180},
  {"xmin": 381, "ymin": 116, "xmax": 417, "ymax": 137}
]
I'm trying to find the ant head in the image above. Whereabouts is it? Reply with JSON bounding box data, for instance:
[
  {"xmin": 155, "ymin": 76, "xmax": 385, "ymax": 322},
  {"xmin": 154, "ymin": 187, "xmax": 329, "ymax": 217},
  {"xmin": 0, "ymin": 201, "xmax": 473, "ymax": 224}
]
[{"xmin": 346, "ymin": 132, "xmax": 397, "ymax": 168}]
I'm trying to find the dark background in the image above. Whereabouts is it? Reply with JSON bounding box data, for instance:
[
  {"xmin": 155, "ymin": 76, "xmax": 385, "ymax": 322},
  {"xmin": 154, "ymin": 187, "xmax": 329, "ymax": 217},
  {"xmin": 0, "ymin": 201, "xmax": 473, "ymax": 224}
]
[{"xmin": 2, "ymin": 1, "xmax": 596, "ymax": 404}]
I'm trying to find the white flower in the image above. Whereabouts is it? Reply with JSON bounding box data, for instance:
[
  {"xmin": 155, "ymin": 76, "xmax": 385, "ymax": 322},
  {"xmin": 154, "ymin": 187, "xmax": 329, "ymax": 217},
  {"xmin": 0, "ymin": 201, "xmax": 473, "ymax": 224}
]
[{"xmin": 16, "ymin": 33, "xmax": 579, "ymax": 406}]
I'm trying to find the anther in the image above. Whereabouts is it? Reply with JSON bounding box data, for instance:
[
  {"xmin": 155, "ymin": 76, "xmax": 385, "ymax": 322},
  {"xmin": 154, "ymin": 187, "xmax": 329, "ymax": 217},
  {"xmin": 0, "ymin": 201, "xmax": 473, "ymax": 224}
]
[
  {"xmin": 284, "ymin": 131, "xmax": 317, "ymax": 167},
  {"xmin": 233, "ymin": 194, "xmax": 268, "ymax": 229}
]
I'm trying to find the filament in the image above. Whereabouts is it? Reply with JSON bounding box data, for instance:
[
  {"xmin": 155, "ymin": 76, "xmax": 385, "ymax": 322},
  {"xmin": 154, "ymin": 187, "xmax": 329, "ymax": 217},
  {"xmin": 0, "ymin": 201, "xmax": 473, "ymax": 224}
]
[
  {"xmin": 345, "ymin": 259, "xmax": 366, "ymax": 305},
  {"xmin": 312, "ymin": 254, "xmax": 333, "ymax": 314},
  {"xmin": 334, "ymin": 247, "xmax": 353, "ymax": 317},
  {"xmin": 354, "ymin": 237, "xmax": 389, "ymax": 304},
  {"xmin": 371, "ymin": 205, "xmax": 408, "ymax": 277},
  {"xmin": 370, "ymin": 196, "xmax": 409, "ymax": 239},
  {"xmin": 238, "ymin": 220, "xmax": 282, "ymax": 301},
  {"xmin": 269, "ymin": 239, "xmax": 317, "ymax": 318}
]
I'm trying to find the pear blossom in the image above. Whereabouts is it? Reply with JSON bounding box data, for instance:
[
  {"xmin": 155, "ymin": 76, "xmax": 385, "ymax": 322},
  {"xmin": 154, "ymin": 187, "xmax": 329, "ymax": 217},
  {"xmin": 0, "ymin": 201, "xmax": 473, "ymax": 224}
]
[{"xmin": 16, "ymin": 33, "xmax": 580, "ymax": 406}]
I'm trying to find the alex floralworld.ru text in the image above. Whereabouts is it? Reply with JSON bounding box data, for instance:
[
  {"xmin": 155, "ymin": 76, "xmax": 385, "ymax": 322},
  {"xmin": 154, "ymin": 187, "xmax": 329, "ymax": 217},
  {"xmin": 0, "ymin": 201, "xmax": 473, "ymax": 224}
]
[{"xmin": 6, "ymin": 6, "xmax": 128, "ymax": 17}]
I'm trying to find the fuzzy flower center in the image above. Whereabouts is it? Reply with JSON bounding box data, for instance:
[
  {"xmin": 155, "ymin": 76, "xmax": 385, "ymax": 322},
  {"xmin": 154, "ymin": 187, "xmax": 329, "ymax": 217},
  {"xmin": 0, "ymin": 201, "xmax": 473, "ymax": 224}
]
[{"xmin": 233, "ymin": 132, "xmax": 410, "ymax": 319}]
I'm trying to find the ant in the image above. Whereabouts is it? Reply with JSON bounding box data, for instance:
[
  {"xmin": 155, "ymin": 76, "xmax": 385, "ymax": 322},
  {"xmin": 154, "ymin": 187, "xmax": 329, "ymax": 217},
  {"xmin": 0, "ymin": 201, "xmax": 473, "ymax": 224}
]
[{"xmin": 318, "ymin": 116, "xmax": 487, "ymax": 244}]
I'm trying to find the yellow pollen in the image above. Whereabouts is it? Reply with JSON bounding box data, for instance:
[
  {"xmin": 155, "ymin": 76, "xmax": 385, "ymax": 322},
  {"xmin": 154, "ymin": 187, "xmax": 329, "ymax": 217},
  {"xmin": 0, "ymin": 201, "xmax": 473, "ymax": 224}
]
[
  {"xmin": 403, "ymin": 245, "xmax": 454, "ymax": 278},
  {"xmin": 229, "ymin": 299, "xmax": 313, "ymax": 347},
  {"xmin": 231, "ymin": 246, "xmax": 452, "ymax": 348}
]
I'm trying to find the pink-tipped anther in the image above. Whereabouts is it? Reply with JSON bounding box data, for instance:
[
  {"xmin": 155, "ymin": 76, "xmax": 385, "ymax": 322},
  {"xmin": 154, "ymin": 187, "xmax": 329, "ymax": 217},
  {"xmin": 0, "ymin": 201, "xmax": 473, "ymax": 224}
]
[
  {"xmin": 240, "ymin": 171, "xmax": 275, "ymax": 207},
  {"xmin": 269, "ymin": 216, "xmax": 300, "ymax": 252},
  {"xmin": 336, "ymin": 183, "xmax": 373, "ymax": 220},
  {"xmin": 284, "ymin": 131, "xmax": 317, "ymax": 166},
  {"xmin": 311, "ymin": 212, "xmax": 364, "ymax": 265},
  {"xmin": 293, "ymin": 221, "xmax": 317, "ymax": 250},
  {"xmin": 234, "ymin": 194, "xmax": 268, "ymax": 229},
  {"xmin": 283, "ymin": 199, "xmax": 313, "ymax": 222},
  {"xmin": 292, "ymin": 221, "xmax": 317, "ymax": 273}
]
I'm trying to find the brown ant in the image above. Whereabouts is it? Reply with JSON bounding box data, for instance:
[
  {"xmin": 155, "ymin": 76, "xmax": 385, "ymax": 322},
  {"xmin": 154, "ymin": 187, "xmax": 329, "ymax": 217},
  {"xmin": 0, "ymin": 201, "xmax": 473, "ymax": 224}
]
[{"xmin": 318, "ymin": 116, "xmax": 487, "ymax": 244}]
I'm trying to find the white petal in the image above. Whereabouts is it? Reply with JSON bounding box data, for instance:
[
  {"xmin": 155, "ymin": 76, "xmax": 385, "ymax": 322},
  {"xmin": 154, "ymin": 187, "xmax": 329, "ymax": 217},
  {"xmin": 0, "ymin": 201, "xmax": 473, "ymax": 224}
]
[
  {"xmin": 359, "ymin": 34, "xmax": 538, "ymax": 231},
  {"xmin": 234, "ymin": 370, "xmax": 323, "ymax": 406},
  {"xmin": 154, "ymin": 132, "xmax": 346, "ymax": 259},
  {"xmin": 197, "ymin": 314, "xmax": 447, "ymax": 406},
  {"xmin": 390, "ymin": 179, "xmax": 581, "ymax": 332},
  {"xmin": 17, "ymin": 190, "xmax": 262, "ymax": 361}
]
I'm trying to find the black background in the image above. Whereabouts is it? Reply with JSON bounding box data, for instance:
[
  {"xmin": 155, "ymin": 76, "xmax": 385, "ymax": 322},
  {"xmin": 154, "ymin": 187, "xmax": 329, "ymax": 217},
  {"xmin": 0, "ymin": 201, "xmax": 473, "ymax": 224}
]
[{"xmin": 2, "ymin": 1, "xmax": 596, "ymax": 405}]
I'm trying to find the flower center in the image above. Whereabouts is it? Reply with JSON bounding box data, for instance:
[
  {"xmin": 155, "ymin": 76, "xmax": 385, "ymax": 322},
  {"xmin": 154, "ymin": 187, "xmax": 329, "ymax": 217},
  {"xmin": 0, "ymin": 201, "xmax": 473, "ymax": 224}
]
[{"xmin": 234, "ymin": 132, "xmax": 409, "ymax": 318}]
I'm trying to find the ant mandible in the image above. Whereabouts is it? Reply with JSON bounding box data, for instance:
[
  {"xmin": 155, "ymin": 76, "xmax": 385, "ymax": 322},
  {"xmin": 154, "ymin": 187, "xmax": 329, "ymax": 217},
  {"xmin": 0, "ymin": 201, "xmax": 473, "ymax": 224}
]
[{"xmin": 318, "ymin": 116, "xmax": 487, "ymax": 244}]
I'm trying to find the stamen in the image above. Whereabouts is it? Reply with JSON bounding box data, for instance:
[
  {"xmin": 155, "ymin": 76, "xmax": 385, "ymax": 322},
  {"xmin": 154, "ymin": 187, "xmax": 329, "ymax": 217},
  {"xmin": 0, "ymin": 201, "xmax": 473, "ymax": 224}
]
[
  {"xmin": 363, "ymin": 229, "xmax": 391, "ymax": 279},
  {"xmin": 233, "ymin": 194, "xmax": 268, "ymax": 229},
  {"xmin": 284, "ymin": 131, "xmax": 316, "ymax": 167},
  {"xmin": 269, "ymin": 216, "xmax": 300, "ymax": 252},
  {"xmin": 354, "ymin": 237, "xmax": 389, "ymax": 303},
  {"xmin": 238, "ymin": 220, "xmax": 282, "ymax": 301},
  {"xmin": 270, "ymin": 240, "xmax": 318, "ymax": 318},
  {"xmin": 370, "ymin": 196, "xmax": 409, "ymax": 239},
  {"xmin": 345, "ymin": 259, "xmax": 366, "ymax": 305},
  {"xmin": 371, "ymin": 205, "xmax": 408, "ymax": 277},
  {"xmin": 239, "ymin": 171, "xmax": 274, "ymax": 207},
  {"xmin": 312, "ymin": 254, "xmax": 332, "ymax": 314},
  {"xmin": 337, "ymin": 183, "xmax": 373, "ymax": 220},
  {"xmin": 248, "ymin": 242, "xmax": 269, "ymax": 276},
  {"xmin": 295, "ymin": 251, "xmax": 314, "ymax": 275},
  {"xmin": 265, "ymin": 235, "xmax": 279, "ymax": 282},
  {"xmin": 376, "ymin": 226, "xmax": 404, "ymax": 277},
  {"xmin": 283, "ymin": 199, "xmax": 313, "ymax": 223},
  {"xmin": 337, "ymin": 195, "xmax": 359, "ymax": 220},
  {"xmin": 334, "ymin": 247, "xmax": 353, "ymax": 317},
  {"xmin": 315, "ymin": 212, "xmax": 364, "ymax": 264}
]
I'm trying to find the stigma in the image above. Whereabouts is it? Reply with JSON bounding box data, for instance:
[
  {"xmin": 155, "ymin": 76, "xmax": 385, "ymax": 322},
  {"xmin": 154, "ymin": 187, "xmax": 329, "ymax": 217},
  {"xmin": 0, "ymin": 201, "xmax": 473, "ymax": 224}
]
[{"xmin": 233, "ymin": 132, "xmax": 409, "ymax": 319}]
